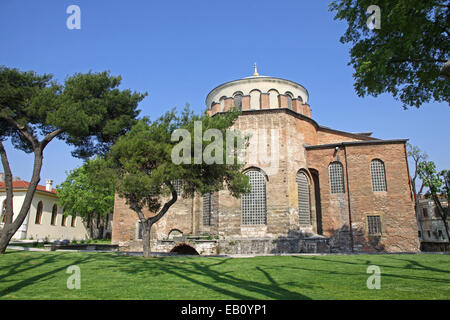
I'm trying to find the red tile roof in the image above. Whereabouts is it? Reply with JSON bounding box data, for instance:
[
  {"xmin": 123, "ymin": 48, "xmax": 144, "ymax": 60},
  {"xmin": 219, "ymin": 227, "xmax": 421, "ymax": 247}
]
[{"xmin": 0, "ymin": 180, "xmax": 57, "ymax": 194}]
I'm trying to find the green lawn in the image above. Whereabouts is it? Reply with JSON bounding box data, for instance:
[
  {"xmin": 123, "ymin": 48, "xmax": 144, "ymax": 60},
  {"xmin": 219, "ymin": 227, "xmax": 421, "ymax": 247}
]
[{"xmin": 0, "ymin": 250, "xmax": 449, "ymax": 299}]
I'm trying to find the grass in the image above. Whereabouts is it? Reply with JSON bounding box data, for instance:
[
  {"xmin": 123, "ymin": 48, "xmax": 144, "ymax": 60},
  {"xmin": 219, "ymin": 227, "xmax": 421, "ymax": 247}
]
[{"xmin": 0, "ymin": 250, "xmax": 449, "ymax": 300}]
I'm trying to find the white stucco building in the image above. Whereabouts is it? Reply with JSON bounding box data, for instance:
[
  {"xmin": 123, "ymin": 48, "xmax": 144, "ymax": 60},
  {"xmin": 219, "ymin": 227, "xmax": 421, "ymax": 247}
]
[{"xmin": 0, "ymin": 177, "xmax": 89, "ymax": 241}]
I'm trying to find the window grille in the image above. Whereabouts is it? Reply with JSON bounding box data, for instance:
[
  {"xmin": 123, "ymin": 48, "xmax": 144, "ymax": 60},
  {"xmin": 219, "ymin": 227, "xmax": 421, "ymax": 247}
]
[
  {"xmin": 242, "ymin": 169, "xmax": 267, "ymax": 225},
  {"xmin": 370, "ymin": 159, "xmax": 387, "ymax": 191},
  {"xmin": 171, "ymin": 179, "xmax": 182, "ymax": 197},
  {"xmin": 296, "ymin": 171, "xmax": 311, "ymax": 225},
  {"xmin": 329, "ymin": 162, "xmax": 345, "ymax": 194},
  {"xmin": 367, "ymin": 215, "xmax": 382, "ymax": 235},
  {"xmin": 203, "ymin": 193, "xmax": 211, "ymax": 226}
]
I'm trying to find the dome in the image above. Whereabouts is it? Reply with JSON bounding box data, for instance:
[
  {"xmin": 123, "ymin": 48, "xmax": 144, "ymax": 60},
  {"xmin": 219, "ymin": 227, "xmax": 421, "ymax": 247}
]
[{"xmin": 205, "ymin": 74, "xmax": 309, "ymax": 111}]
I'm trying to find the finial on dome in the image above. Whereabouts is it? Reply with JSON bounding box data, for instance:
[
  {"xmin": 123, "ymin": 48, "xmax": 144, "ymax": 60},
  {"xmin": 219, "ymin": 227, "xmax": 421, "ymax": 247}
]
[{"xmin": 253, "ymin": 63, "xmax": 259, "ymax": 76}]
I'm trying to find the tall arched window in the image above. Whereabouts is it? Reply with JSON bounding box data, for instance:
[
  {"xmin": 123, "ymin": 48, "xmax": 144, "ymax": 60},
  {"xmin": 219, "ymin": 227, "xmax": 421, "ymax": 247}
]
[
  {"xmin": 233, "ymin": 92, "xmax": 243, "ymax": 110},
  {"xmin": 370, "ymin": 159, "xmax": 387, "ymax": 191},
  {"xmin": 61, "ymin": 214, "xmax": 67, "ymax": 227},
  {"xmin": 296, "ymin": 171, "xmax": 311, "ymax": 225},
  {"xmin": 35, "ymin": 201, "xmax": 43, "ymax": 224},
  {"xmin": 242, "ymin": 169, "xmax": 267, "ymax": 225},
  {"xmin": 329, "ymin": 162, "xmax": 345, "ymax": 194},
  {"xmin": 203, "ymin": 193, "xmax": 211, "ymax": 226},
  {"xmin": 71, "ymin": 215, "xmax": 76, "ymax": 227},
  {"xmin": 51, "ymin": 204, "xmax": 58, "ymax": 225},
  {"xmin": 1, "ymin": 200, "xmax": 6, "ymax": 223}
]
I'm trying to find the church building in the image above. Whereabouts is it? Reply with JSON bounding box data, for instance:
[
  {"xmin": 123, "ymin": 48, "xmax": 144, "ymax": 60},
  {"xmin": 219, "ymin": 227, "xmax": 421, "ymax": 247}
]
[{"xmin": 112, "ymin": 68, "xmax": 420, "ymax": 254}]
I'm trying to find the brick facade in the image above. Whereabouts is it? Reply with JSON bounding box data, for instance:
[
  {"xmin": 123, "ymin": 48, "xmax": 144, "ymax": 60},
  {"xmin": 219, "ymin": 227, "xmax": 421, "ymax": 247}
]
[{"xmin": 112, "ymin": 76, "xmax": 420, "ymax": 254}]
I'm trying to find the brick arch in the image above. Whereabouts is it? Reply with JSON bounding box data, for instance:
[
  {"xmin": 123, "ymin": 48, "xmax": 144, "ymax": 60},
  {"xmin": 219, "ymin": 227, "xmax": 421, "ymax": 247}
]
[{"xmin": 170, "ymin": 243, "xmax": 199, "ymax": 255}]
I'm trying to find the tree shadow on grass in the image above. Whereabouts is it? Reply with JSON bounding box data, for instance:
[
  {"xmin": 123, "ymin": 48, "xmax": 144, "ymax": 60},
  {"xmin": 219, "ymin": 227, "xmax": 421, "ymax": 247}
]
[
  {"xmin": 286, "ymin": 256, "xmax": 450, "ymax": 284},
  {"xmin": 0, "ymin": 251, "xmax": 94, "ymax": 297},
  {"xmin": 110, "ymin": 255, "xmax": 311, "ymax": 300}
]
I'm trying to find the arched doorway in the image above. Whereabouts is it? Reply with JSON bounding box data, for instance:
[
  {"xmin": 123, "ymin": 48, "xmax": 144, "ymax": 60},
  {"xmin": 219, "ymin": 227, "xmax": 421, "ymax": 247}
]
[{"xmin": 170, "ymin": 243, "xmax": 200, "ymax": 255}]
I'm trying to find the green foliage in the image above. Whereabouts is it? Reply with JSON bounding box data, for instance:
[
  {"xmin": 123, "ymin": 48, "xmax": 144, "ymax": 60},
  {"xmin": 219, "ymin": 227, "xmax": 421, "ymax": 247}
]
[
  {"xmin": 56, "ymin": 158, "xmax": 115, "ymax": 222},
  {"xmin": 329, "ymin": 0, "xmax": 449, "ymax": 108},
  {"xmin": 418, "ymin": 160, "xmax": 449, "ymax": 239},
  {"xmin": 108, "ymin": 106, "xmax": 251, "ymax": 214},
  {"xmin": 0, "ymin": 66, "xmax": 146, "ymax": 157}
]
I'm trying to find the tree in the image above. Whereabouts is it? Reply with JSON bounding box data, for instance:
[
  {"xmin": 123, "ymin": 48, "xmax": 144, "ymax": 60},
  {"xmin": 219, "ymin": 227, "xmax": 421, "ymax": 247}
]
[
  {"xmin": 329, "ymin": 0, "xmax": 449, "ymax": 108},
  {"xmin": 418, "ymin": 161, "xmax": 450, "ymax": 242},
  {"xmin": 56, "ymin": 159, "xmax": 115, "ymax": 238},
  {"xmin": 107, "ymin": 107, "xmax": 251, "ymax": 257},
  {"xmin": 406, "ymin": 143, "xmax": 428, "ymax": 233},
  {"xmin": 0, "ymin": 67, "xmax": 146, "ymax": 253}
]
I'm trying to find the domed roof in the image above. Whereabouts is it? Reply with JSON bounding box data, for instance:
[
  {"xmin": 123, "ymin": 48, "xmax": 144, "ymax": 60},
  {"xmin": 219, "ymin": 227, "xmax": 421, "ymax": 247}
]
[{"xmin": 206, "ymin": 68, "xmax": 309, "ymax": 109}]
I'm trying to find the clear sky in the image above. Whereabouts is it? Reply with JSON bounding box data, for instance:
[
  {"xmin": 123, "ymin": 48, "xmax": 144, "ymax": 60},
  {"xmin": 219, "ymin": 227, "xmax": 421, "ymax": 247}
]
[{"xmin": 0, "ymin": 0, "xmax": 449, "ymax": 186}]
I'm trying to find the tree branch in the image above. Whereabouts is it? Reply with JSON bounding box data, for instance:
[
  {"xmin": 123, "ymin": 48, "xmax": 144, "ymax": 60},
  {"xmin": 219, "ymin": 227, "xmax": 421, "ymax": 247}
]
[
  {"xmin": 41, "ymin": 128, "xmax": 64, "ymax": 149},
  {"xmin": 2, "ymin": 116, "xmax": 39, "ymax": 149}
]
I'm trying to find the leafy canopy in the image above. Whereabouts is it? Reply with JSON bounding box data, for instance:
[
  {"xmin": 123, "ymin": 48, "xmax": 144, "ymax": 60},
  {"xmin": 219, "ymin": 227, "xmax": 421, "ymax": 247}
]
[
  {"xmin": 329, "ymin": 0, "xmax": 449, "ymax": 108},
  {"xmin": 107, "ymin": 106, "xmax": 251, "ymax": 214},
  {"xmin": 56, "ymin": 159, "xmax": 115, "ymax": 220},
  {"xmin": 0, "ymin": 66, "xmax": 146, "ymax": 157}
]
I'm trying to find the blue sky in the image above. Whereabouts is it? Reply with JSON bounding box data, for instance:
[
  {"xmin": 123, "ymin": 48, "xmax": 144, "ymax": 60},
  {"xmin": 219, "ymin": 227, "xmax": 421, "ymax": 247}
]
[{"xmin": 0, "ymin": 0, "xmax": 448, "ymax": 186}]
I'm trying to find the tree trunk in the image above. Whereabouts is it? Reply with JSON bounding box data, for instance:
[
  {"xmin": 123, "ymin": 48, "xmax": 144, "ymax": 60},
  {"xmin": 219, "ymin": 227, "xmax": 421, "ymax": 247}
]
[
  {"xmin": 0, "ymin": 148, "xmax": 44, "ymax": 254},
  {"xmin": 142, "ymin": 220, "xmax": 153, "ymax": 258}
]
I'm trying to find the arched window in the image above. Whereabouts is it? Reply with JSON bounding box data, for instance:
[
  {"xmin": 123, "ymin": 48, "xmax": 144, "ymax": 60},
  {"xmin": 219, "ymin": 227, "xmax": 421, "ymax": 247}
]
[
  {"xmin": 233, "ymin": 92, "xmax": 243, "ymax": 110},
  {"xmin": 71, "ymin": 215, "xmax": 76, "ymax": 227},
  {"xmin": 35, "ymin": 201, "xmax": 43, "ymax": 224},
  {"xmin": 1, "ymin": 200, "xmax": 6, "ymax": 223},
  {"xmin": 296, "ymin": 171, "xmax": 311, "ymax": 225},
  {"xmin": 51, "ymin": 204, "xmax": 58, "ymax": 225},
  {"xmin": 268, "ymin": 89, "xmax": 279, "ymax": 108},
  {"xmin": 219, "ymin": 96, "xmax": 226, "ymax": 111},
  {"xmin": 329, "ymin": 162, "xmax": 345, "ymax": 194},
  {"xmin": 370, "ymin": 159, "xmax": 387, "ymax": 191},
  {"xmin": 285, "ymin": 92, "xmax": 293, "ymax": 110},
  {"xmin": 249, "ymin": 90, "xmax": 261, "ymax": 110},
  {"xmin": 61, "ymin": 214, "xmax": 67, "ymax": 227},
  {"xmin": 242, "ymin": 169, "xmax": 267, "ymax": 225},
  {"xmin": 203, "ymin": 193, "xmax": 211, "ymax": 226}
]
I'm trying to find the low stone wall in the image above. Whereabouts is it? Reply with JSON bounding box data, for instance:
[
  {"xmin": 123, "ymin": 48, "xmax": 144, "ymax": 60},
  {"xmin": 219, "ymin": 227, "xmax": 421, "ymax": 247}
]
[
  {"xmin": 217, "ymin": 237, "xmax": 331, "ymax": 255},
  {"xmin": 420, "ymin": 241, "xmax": 450, "ymax": 252}
]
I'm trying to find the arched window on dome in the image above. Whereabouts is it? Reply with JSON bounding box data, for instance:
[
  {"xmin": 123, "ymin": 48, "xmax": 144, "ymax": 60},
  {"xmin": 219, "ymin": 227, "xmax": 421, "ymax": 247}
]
[
  {"xmin": 286, "ymin": 92, "xmax": 293, "ymax": 110},
  {"xmin": 233, "ymin": 92, "xmax": 243, "ymax": 110},
  {"xmin": 241, "ymin": 168, "xmax": 267, "ymax": 225},
  {"xmin": 296, "ymin": 171, "xmax": 311, "ymax": 225},
  {"xmin": 219, "ymin": 96, "xmax": 226, "ymax": 111},
  {"xmin": 268, "ymin": 89, "xmax": 279, "ymax": 108},
  {"xmin": 203, "ymin": 192, "xmax": 211, "ymax": 226},
  {"xmin": 328, "ymin": 162, "xmax": 345, "ymax": 194},
  {"xmin": 370, "ymin": 159, "xmax": 387, "ymax": 191},
  {"xmin": 249, "ymin": 90, "xmax": 261, "ymax": 110}
]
